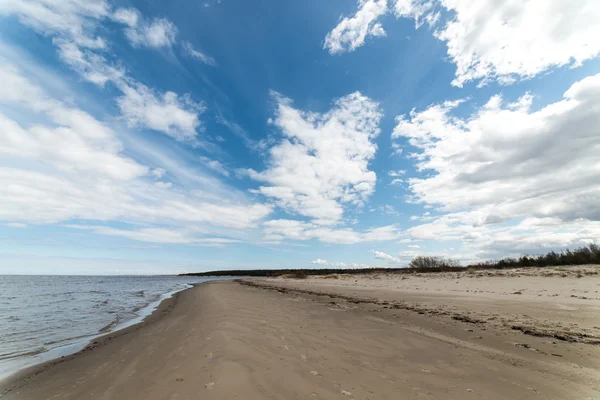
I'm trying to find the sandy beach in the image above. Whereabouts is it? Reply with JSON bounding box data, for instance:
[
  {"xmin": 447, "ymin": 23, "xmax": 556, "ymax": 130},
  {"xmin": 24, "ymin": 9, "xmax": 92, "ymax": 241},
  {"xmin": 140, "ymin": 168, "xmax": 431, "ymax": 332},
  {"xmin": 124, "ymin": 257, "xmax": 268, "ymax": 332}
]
[{"xmin": 2, "ymin": 269, "xmax": 600, "ymax": 399}]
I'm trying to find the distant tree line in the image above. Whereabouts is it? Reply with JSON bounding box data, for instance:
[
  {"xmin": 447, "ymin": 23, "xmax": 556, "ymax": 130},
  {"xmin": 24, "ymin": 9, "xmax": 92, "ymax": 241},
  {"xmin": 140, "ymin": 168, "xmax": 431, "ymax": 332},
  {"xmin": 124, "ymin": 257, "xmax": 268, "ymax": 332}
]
[
  {"xmin": 180, "ymin": 244, "xmax": 600, "ymax": 277},
  {"xmin": 466, "ymin": 244, "xmax": 600, "ymax": 270},
  {"xmin": 179, "ymin": 267, "xmax": 408, "ymax": 277}
]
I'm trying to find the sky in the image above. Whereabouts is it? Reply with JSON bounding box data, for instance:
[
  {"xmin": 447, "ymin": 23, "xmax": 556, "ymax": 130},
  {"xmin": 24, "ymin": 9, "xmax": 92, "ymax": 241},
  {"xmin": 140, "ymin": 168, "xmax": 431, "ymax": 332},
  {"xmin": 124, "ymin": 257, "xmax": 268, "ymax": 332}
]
[{"xmin": 1, "ymin": 0, "xmax": 599, "ymax": 275}]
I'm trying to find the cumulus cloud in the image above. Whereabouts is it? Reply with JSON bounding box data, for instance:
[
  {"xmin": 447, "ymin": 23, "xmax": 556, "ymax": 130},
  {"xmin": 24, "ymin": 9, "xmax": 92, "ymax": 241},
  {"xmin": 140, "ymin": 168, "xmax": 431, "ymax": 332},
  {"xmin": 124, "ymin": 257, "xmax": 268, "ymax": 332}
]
[
  {"xmin": 311, "ymin": 259, "xmax": 328, "ymax": 265},
  {"xmin": 117, "ymin": 83, "xmax": 205, "ymax": 142},
  {"xmin": 395, "ymin": 73, "xmax": 600, "ymax": 255},
  {"xmin": 324, "ymin": 0, "xmax": 388, "ymax": 54},
  {"xmin": 407, "ymin": 215, "xmax": 600, "ymax": 262},
  {"xmin": 324, "ymin": 0, "xmax": 600, "ymax": 86},
  {"xmin": 247, "ymin": 91, "xmax": 382, "ymax": 224},
  {"xmin": 370, "ymin": 250, "xmax": 401, "ymax": 263},
  {"xmin": 393, "ymin": 0, "xmax": 438, "ymax": 28},
  {"xmin": 394, "ymin": 73, "xmax": 600, "ymax": 224},
  {"xmin": 430, "ymin": 0, "xmax": 600, "ymax": 87},
  {"xmin": 0, "ymin": 62, "xmax": 271, "ymax": 237},
  {"xmin": 182, "ymin": 41, "xmax": 217, "ymax": 66}
]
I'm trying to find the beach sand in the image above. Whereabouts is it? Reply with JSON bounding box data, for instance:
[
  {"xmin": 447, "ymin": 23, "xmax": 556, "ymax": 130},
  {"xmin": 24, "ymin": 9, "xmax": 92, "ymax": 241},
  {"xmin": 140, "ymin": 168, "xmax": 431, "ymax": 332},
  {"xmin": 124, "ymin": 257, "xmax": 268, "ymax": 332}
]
[{"xmin": 2, "ymin": 271, "xmax": 599, "ymax": 399}]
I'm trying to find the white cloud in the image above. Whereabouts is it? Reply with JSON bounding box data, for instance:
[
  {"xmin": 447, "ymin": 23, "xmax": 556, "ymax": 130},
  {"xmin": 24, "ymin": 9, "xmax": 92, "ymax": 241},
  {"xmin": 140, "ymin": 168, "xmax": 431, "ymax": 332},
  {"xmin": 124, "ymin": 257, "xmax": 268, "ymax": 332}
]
[
  {"xmin": 0, "ymin": 62, "xmax": 271, "ymax": 235},
  {"xmin": 325, "ymin": 0, "xmax": 600, "ymax": 86},
  {"xmin": 117, "ymin": 83, "xmax": 205, "ymax": 142},
  {"xmin": 370, "ymin": 249, "xmax": 401, "ymax": 263},
  {"xmin": 5, "ymin": 222, "xmax": 27, "ymax": 229},
  {"xmin": 55, "ymin": 39, "xmax": 125, "ymax": 87},
  {"xmin": 395, "ymin": 72, "xmax": 600, "ymax": 256},
  {"xmin": 407, "ymin": 215, "xmax": 600, "ymax": 262},
  {"xmin": 0, "ymin": 0, "xmax": 110, "ymax": 49},
  {"xmin": 1, "ymin": 2, "xmax": 205, "ymax": 144},
  {"xmin": 388, "ymin": 169, "xmax": 406, "ymax": 177},
  {"xmin": 378, "ymin": 205, "xmax": 400, "ymax": 216},
  {"xmin": 199, "ymin": 156, "xmax": 230, "ymax": 177},
  {"xmin": 309, "ymin": 259, "xmax": 370, "ymax": 268},
  {"xmin": 216, "ymin": 114, "xmax": 258, "ymax": 150},
  {"xmin": 247, "ymin": 91, "xmax": 382, "ymax": 224},
  {"xmin": 394, "ymin": 0, "xmax": 438, "ymax": 28},
  {"xmin": 407, "ymin": 244, "xmax": 420, "ymax": 248},
  {"xmin": 324, "ymin": 0, "xmax": 388, "ymax": 54},
  {"xmin": 0, "ymin": 64, "xmax": 148, "ymax": 181},
  {"xmin": 263, "ymin": 219, "xmax": 401, "ymax": 244},
  {"xmin": 431, "ymin": 0, "xmax": 600, "ymax": 87},
  {"xmin": 66, "ymin": 225, "xmax": 241, "ymax": 246},
  {"xmin": 394, "ymin": 73, "xmax": 600, "ymax": 224},
  {"xmin": 54, "ymin": 40, "xmax": 204, "ymax": 143},
  {"xmin": 112, "ymin": 8, "xmax": 139, "ymax": 27},
  {"xmin": 155, "ymin": 181, "xmax": 172, "ymax": 189},
  {"xmin": 363, "ymin": 224, "xmax": 402, "ymax": 240},
  {"xmin": 182, "ymin": 41, "xmax": 217, "ymax": 66},
  {"xmin": 151, "ymin": 167, "xmax": 166, "ymax": 179},
  {"xmin": 122, "ymin": 16, "xmax": 178, "ymax": 49}
]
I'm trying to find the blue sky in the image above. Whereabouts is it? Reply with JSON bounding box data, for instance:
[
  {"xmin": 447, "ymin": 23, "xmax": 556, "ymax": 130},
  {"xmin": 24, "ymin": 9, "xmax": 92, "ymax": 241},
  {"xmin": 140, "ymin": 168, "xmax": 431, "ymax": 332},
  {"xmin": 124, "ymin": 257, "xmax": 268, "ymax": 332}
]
[{"xmin": 1, "ymin": 0, "xmax": 599, "ymax": 274}]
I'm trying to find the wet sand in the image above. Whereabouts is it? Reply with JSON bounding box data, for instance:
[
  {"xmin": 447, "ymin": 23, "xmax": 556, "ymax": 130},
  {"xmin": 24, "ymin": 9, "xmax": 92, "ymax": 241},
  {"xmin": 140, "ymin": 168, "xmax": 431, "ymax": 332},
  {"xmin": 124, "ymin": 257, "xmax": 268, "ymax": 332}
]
[{"xmin": 2, "ymin": 276, "xmax": 599, "ymax": 399}]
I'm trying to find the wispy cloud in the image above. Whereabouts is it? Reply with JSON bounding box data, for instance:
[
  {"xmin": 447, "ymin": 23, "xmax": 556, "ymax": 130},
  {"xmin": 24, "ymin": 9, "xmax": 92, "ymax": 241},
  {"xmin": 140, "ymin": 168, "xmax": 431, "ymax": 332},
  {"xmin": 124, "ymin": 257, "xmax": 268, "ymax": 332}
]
[{"xmin": 182, "ymin": 41, "xmax": 217, "ymax": 66}]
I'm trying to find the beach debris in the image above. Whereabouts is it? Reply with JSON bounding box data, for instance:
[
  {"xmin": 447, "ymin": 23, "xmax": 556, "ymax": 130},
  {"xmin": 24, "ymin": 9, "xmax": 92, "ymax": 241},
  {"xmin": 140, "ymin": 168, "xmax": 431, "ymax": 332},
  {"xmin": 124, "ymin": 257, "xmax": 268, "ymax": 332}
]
[
  {"xmin": 310, "ymin": 370, "xmax": 320, "ymax": 376},
  {"xmin": 300, "ymin": 354, "xmax": 307, "ymax": 361},
  {"xmin": 452, "ymin": 314, "xmax": 486, "ymax": 324},
  {"xmin": 510, "ymin": 325, "xmax": 600, "ymax": 344},
  {"xmin": 341, "ymin": 389, "xmax": 353, "ymax": 397},
  {"xmin": 205, "ymin": 382, "xmax": 215, "ymax": 390},
  {"xmin": 176, "ymin": 377, "xmax": 184, "ymax": 382}
]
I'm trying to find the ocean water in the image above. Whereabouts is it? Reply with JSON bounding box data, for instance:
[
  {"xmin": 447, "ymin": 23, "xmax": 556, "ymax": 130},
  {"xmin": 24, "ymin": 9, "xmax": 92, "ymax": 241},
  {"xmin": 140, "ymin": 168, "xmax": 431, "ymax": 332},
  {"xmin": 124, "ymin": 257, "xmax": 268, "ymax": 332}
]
[{"xmin": 0, "ymin": 275, "xmax": 218, "ymax": 379}]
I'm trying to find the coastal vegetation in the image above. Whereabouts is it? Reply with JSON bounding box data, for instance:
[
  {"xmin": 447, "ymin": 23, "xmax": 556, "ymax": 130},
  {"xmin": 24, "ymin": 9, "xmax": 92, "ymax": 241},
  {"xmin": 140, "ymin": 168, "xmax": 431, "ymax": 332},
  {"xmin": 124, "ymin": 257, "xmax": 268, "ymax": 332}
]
[{"xmin": 181, "ymin": 244, "xmax": 600, "ymax": 277}]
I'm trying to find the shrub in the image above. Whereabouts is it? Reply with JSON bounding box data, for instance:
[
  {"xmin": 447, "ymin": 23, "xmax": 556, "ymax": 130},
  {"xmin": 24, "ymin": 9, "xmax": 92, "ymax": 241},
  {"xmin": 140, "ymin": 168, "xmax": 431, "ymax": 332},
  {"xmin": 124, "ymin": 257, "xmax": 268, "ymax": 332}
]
[{"xmin": 408, "ymin": 256, "xmax": 461, "ymax": 270}]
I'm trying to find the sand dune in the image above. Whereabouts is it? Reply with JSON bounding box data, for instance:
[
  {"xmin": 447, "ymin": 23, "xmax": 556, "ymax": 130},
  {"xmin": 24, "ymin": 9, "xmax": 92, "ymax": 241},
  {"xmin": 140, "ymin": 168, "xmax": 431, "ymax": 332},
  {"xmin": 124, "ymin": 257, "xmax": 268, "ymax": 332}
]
[{"xmin": 2, "ymin": 274, "xmax": 599, "ymax": 399}]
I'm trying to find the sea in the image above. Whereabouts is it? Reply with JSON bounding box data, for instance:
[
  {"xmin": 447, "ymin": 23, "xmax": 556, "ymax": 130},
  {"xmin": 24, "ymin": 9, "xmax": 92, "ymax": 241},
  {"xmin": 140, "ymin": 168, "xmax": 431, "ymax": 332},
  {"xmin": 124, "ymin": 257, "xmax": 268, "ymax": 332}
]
[{"xmin": 0, "ymin": 275, "xmax": 221, "ymax": 380}]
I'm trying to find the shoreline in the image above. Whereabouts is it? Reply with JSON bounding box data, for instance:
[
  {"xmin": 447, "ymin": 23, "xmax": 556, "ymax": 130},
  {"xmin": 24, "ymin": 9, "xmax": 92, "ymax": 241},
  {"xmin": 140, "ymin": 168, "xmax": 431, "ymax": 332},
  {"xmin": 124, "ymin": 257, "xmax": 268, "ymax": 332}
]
[
  {"xmin": 2, "ymin": 278, "xmax": 598, "ymax": 399},
  {"xmin": 0, "ymin": 282, "xmax": 194, "ymax": 393}
]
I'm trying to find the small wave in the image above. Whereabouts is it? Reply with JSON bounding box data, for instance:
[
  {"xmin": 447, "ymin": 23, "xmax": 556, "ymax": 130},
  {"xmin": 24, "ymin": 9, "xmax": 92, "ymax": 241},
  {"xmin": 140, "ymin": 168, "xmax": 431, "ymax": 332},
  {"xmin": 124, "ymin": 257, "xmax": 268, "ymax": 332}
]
[
  {"xmin": 6, "ymin": 315, "xmax": 20, "ymax": 321},
  {"xmin": 0, "ymin": 347, "xmax": 47, "ymax": 361},
  {"xmin": 99, "ymin": 318, "xmax": 119, "ymax": 333},
  {"xmin": 134, "ymin": 290, "xmax": 145, "ymax": 297},
  {"xmin": 43, "ymin": 333, "xmax": 96, "ymax": 347}
]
